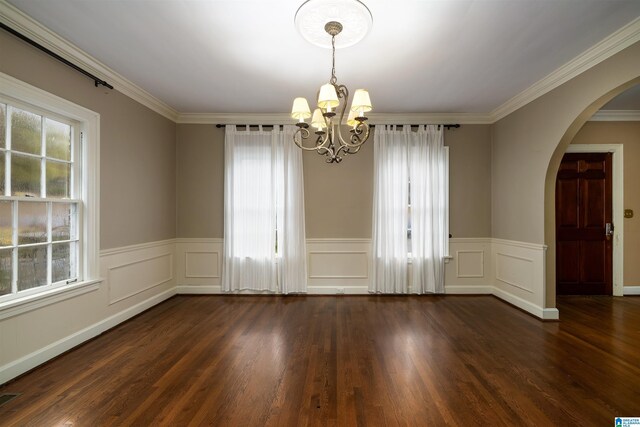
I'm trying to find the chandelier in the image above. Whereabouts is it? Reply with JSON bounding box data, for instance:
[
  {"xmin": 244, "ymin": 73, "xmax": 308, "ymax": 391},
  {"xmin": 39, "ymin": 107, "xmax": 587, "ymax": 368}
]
[{"xmin": 290, "ymin": 0, "xmax": 373, "ymax": 163}]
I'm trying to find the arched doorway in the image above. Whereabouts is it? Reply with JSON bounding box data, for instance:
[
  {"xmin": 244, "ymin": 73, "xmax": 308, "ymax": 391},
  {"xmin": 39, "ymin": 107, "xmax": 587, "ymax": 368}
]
[{"xmin": 544, "ymin": 77, "xmax": 640, "ymax": 307}]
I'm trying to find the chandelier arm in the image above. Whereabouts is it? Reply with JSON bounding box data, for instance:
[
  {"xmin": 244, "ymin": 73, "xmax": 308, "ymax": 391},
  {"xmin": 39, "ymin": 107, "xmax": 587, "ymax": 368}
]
[
  {"xmin": 337, "ymin": 122, "xmax": 371, "ymax": 149},
  {"xmin": 294, "ymin": 127, "xmax": 322, "ymax": 151},
  {"xmin": 336, "ymin": 84, "xmax": 349, "ymax": 122},
  {"xmin": 316, "ymin": 130, "xmax": 332, "ymax": 151},
  {"xmin": 334, "ymin": 144, "xmax": 349, "ymax": 159},
  {"xmin": 332, "ymin": 84, "xmax": 352, "ymax": 149},
  {"xmin": 316, "ymin": 135, "xmax": 334, "ymax": 156},
  {"xmin": 344, "ymin": 144, "xmax": 362, "ymax": 155},
  {"xmin": 351, "ymin": 122, "xmax": 371, "ymax": 145}
]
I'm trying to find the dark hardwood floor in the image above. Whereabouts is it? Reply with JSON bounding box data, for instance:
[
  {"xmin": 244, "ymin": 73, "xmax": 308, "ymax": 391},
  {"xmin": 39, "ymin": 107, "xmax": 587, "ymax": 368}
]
[{"xmin": 0, "ymin": 295, "xmax": 639, "ymax": 426}]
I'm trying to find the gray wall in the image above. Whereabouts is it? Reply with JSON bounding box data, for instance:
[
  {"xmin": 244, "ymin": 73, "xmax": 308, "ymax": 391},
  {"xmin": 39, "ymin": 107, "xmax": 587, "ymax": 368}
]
[
  {"xmin": 176, "ymin": 124, "xmax": 492, "ymax": 239},
  {"xmin": 0, "ymin": 30, "xmax": 177, "ymax": 249}
]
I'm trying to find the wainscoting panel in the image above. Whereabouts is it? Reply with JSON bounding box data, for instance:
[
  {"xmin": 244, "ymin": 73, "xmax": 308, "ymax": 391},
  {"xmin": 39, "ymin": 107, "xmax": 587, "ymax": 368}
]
[
  {"xmin": 457, "ymin": 251, "xmax": 484, "ymax": 277},
  {"xmin": 101, "ymin": 240, "xmax": 175, "ymax": 305},
  {"xmin": 107, "ymin": 253, "xmax": 173, "ymax": 304},
  {"xmin": 308, "ymin": 252, "xmax": 369, "ymax": 279},
  {"xmin": 175, "ymin": 238, "xmax": 224, "ymax": 294},
  {"xmin": 185, "ymin": 251, "xmax": 220, "ymax": 279},
  {"xmin": 492, "ymin": 239, "xmax": 555, "ymax": 319},
  {"xmin": 445, "ymin": 238, "xmax": 493, "ymax": 294},
  {"xmin": 306, "ymin": 239, "xmax": 371, "ymax": 294}
]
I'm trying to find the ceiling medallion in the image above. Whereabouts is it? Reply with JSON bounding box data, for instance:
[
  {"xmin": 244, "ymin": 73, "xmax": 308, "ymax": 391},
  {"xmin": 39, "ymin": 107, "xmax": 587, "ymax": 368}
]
[{"xmin": 295, "ymin": 0, "xmax": 373, "ymax": 49}]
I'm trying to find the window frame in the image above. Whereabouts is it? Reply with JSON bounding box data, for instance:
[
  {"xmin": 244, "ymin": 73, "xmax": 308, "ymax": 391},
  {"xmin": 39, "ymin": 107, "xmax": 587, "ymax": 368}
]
[{"xmin": 0, "ymin": 72, "xmax": 100, "ymax": 313}]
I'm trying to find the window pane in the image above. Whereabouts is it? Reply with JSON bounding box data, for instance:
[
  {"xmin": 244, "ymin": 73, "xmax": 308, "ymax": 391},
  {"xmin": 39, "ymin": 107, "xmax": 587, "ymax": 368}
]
[
  {"xmin": 0, "ymin": 200, "xmax": 12, "ymax": 247},
  {"xmin": 0, "ymin": 104, "xmax": 5, "ymax": 149},
  {"xmin": 52, "ymin": 203, "xmax": 73, "ymax": 241},
  {"xmin": 46, "ymin": 160, "xmax": 71, "ymax": 198},
  {"xmin": 18, "ymin": 202, "xmax": 47, "ymax": 244},
  {"xmin": 0, "ymin": 248, "xmax": 11, "ymax": 296},
  {"xmin": 0, "ymin": 152, "xmax": 4, "ymax": 194},
  {"xmin": 52, "ymin": 242, "xmax": 75, "ymax": 283},
  {"xmin": 12, "ymin": 153, "xmax": 41, "ymax": 197},
  {"xmin": 46, "ymin": 118, "xmax": 71, "ymax": 161},
  {"xmin": 11, "ymin": 108, "xmax": 42, "ymax": 155},
  {"xmin": 17, "ymin": 245, "xmax": 47, "ymax": 291}
]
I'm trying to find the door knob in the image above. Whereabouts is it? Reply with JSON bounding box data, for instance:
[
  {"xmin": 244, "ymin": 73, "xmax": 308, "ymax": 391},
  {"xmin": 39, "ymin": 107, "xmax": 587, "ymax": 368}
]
[{"xmin": 605, "ymin": 222, "xmax": 614, "ymax": 240}]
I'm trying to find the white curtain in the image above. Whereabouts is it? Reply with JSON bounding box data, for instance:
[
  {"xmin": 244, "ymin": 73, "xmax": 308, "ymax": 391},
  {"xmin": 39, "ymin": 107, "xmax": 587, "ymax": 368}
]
[
  {"xmin": 371, "ymin": 125, "xmax": 447, "ymax": 294},
  {"xmin": 276, "ymin": 126, "xmax": 308, "ymax": 294},
  {"xmin": 371, "ymin": 125, "xmax": 411, "ymax": 293},
  {"xmin": 222, "ymin": 125, "xmax": 307, "ymax": 293},
  {"xmin": 409, "ymin": 125, "xmax": 447, "ymax": 294}
]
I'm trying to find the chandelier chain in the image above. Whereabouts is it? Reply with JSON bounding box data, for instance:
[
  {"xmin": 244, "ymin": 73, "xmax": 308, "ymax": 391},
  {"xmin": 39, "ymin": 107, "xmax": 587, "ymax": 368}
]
[{"xmin": 330, "ymin": 35, "xmax": 337, "ymax": 85}]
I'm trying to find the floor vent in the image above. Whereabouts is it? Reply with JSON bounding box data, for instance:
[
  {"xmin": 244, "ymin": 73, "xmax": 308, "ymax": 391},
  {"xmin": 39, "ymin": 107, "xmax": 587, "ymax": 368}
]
[{"xmin": 0, "ymin": 393, "xmax": 20, "ymax": 407}]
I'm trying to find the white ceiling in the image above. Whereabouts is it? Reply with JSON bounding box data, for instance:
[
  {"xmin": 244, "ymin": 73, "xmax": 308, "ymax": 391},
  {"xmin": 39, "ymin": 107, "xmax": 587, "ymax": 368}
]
[
  {"xmin": 5, "ymin": 0, "xmax": 640, "ymax": 114},
  {"xmin": 602, "ymin": 84, "xmax": 640, "ymax": 110}
]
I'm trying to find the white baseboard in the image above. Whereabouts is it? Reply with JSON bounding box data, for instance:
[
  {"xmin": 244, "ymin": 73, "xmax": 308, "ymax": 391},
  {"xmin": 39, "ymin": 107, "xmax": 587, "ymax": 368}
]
[
  {"xmin": 623, "ymin": 286, "xmax": 640, "ymax": 295},
  {"xmin": 445, "ymin": 285, "xmax": 493, "ymax": 294},
  {"xmin": 0, "ymin": 288, "xmax": 176, "ymax": 385},
  {"xmin": 492, "ymin": 287, "xmax": 549, "ymax": 319},
  {"xmin": 307, "ymin": 286, "xmax": 369, "ymax": 295},
  {"xmin": 176, "ymin": 285, "xmax": 222, "ymax": 294},
  {"xmin": 542, "ymin": 308, "xmax": 560, "ymax": 320}
]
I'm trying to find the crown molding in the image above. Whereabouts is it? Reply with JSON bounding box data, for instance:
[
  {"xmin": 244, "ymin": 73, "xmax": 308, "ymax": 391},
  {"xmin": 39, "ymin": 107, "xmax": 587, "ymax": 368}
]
[
  {"xmin": 177, "ymin": 112, "xmax": 493, "ymax": 125},
  {"xmin": 491, "ymin": 16, "xmax": 640, "ymax": 122},
  {"xmin": 367, "ymin": 112, "xmax": 492, "ymax": 125},
  {"xmin": 177, "ymin": 113, "xmax": 292, "ymax": 125},
  {"xmin": 0, "ymin": 0, "xmax": 179, "ymax": 122},
  {"xmin": 589, "ymin": 110, "xmax": 640, "ymax": 121}
]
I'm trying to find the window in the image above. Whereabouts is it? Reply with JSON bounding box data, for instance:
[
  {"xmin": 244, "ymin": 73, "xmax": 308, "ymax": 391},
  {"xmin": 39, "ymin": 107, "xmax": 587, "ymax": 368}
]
[
  {"xmin": 407, "ymin": 147, "xmax": 449, "ymax": 257},
  {"xmin": 0, "ymin": 73, "xmax": 100, "ymax": 307}
]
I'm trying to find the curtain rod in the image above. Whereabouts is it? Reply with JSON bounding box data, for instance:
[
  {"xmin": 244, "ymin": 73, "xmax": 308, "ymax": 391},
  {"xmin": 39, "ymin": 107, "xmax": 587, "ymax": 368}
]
[
  {"xmin": 216, "ymin": 124, "xmax": 461, "ymax": 130},
  {"xmin": 0, "ymin": 22, "xmax": 114, "ymax": 90}
]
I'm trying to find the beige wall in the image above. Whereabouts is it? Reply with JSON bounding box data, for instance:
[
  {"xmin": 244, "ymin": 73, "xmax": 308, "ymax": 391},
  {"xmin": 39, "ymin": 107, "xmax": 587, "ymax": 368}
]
[
  {"xmin": 491, "ymin": 40, "xmax": 640, "ymax": 306},
  {"xmin": 492, "ymin": 41, "xmax": 640, "ymax": 244},
  {"xmin": 571, "ymin": 121, "xmax": 640, "ymax": 285},
  {"xmin": 302, "ymin": 126, "xmax": 374, "ymax": 238},
  {"xmin": 176, "ymin": 124, "xmax": 224, "ymax": 238},
  {"xmin": 0, "ymin": 31, "xmax": 177, "ymax": 249},
  {"xmin": 447, "ymin": 125, "xmax": 492, "ymax": 238},
  {"xmin": 176, "ymin": 124, "xmax": 492, "ymax": 239}
]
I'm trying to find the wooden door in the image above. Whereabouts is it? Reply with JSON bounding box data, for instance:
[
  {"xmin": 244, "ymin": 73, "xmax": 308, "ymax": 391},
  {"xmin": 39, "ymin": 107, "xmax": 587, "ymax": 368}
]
[{"xmin": 556, "ymin": 152, "xmax": 613, "ymax": 295}]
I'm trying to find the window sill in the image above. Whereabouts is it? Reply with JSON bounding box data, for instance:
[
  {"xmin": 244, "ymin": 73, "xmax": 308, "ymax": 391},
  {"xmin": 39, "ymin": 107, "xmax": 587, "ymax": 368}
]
[{"xmin": 0, "ymin": 278, "xmax": 103, "ymax": 321}]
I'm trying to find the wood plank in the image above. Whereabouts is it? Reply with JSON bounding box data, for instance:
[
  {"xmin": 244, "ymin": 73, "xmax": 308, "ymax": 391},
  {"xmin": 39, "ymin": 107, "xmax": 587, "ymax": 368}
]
[{"xmin": 1, "ymin": 295, "xmax": 639, "ymax": 425}]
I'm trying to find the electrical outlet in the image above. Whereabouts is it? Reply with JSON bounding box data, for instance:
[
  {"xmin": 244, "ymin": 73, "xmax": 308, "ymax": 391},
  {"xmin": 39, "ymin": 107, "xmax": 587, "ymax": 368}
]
[{"xmin": 336, "ymin": 288, "xmax": 345, "ymax": 295}]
